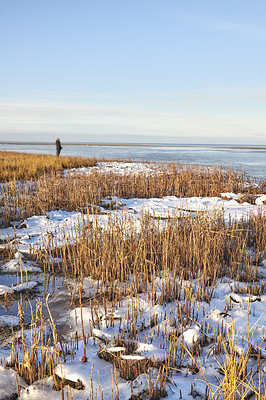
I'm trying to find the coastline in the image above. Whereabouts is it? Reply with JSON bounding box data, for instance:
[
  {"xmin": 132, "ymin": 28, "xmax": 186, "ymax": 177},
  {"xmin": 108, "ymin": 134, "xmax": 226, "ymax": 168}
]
[{"xmin": 0, "ymin": 141, "xmax": 266, "ymax": 150}]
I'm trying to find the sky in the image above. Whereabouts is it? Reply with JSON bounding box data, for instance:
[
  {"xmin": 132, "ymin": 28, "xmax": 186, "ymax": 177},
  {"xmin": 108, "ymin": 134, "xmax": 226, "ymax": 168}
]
[{"xmin": 0, "ymin": 0, "xmax": 265, "ymax": 144}]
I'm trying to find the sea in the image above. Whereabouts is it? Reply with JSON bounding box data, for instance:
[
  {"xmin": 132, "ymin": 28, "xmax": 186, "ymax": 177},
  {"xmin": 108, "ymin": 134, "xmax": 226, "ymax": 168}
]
[{"xmin": 0, "ymin": 142, "xmax": 266, "ymax": 178}]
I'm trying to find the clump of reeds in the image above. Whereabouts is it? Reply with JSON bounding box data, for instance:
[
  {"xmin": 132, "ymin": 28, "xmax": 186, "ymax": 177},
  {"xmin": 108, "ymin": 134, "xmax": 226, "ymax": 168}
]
[
  {"xmin": 183, "ymin": 325, "xmax": 266, "ymax": 400},
  {"xmin": 1, "ymin": 156, "xmax": 265, "ymax": 227},
  {"xmin": 41, "ymin": 209, "xmax": 265, "ymax": 397},
  {"xmin": 45, "ymin": 211, "xmax": 265, "ymax": 292},
  {"xmin": 8, "ymin": 297, "xmax": 61, "ymax": 386},
  {"xmin": 0, "ymin": 151, "xmax": 97, "ymax": 182},
  {"xmin": 98, "ymin": 342, "xmax": 168, "ymax": 398}
]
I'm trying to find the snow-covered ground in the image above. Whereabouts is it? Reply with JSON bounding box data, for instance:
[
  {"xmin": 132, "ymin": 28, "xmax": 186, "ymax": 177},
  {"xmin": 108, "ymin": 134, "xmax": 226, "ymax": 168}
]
[
  {"xmin": 1, "ymin": 194, "xmax": 265, "ymax": 254},
  {"xmin": 66, "ymin": 161, "xmax": 162, "ymax": 176},
  {"xmin": 0, "ymin": 162, "xmax": 265, "ymax": 399}
]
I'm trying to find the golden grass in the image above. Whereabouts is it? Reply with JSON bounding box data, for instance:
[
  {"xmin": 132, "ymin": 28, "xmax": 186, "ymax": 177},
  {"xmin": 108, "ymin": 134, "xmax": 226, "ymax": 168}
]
[
  {"xmin": 0, "ymin": 151, "xmax": 97, "ymax": 181},
  {"xmin": 1, "ymin": 152, "xmax": 266, "ymax": 398},
  {"xmin": 43, "ymin": 211, "xmax": 265, "ymax": 296},
  {"xmin": 1, "ymin": 157, "xmax": 265, "ymax": 228},
  {"xmin": 4, "ymin": 211, "xmax": 266, "ymax": 398}
]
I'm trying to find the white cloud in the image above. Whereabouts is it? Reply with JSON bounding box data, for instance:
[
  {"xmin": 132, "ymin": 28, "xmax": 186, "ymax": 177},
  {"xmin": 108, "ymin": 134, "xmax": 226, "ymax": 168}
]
[{"xmin": 0, "ymin": 90, "xmax": 265, "ymax": 145}]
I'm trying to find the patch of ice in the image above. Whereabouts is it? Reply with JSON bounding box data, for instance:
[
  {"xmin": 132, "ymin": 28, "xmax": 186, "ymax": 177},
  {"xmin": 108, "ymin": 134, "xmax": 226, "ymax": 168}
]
[
  {"xmin": 69, "ymin": 307, "xmax": 95, "ymax": 337},
  {"xmin": 82, "ymin": 276, "xmax": 102, "ymax": 298},
  {"xmin": 0, "ymin": 281, "xmax": 37, "ymax": 296},
  {"xmin": 14, "ymin": 251, "xmax": 23, "ymax": 258},
  {"xmin": 0, "ymin": 366, "xmax": 26, "ymax": 399},
  {"xmin": 19, "ymin": 377, "xmax": 63, "ymax": 400},
  {"xmin": 0, "ymin": 284, "xmax": 14, "ymax": 295},
  {"xmin": 15, "ymin": 281, "xmax": 38, "ymax": 292},
  {"xmin": 0, "ymin": 315, "xmax": 19, "ymax": 326}
]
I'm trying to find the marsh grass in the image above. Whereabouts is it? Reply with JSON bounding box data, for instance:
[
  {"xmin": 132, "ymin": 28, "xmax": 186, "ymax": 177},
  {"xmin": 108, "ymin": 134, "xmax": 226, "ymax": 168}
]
[
  {"xmin": 180, "ymin": 324, "xmax": 266, "ymax": 400},
  {"xmin": 1, "ymin": 153, "xmax": 266, "ymax": 398},
  {"xmin": 9, "ymin": 298, "xmax": 59, "ymax": 385},
  {"xmin": 0, "ymin": 151, "xmax": 97, "ymax": 182},
  {"xmin": 1, "ymin": 160, "xmax": 265, "ymax": 228},
  {"xmin": 3, "ymin": 211, "xmax": 266, "ymax": 397},
  {"xmin": 47, "ymin": 212, "xmax": 265, "ymax": 288},
  {"xmin": 37, "ymin": 211, "xmax": 265, "ymax": 397}
]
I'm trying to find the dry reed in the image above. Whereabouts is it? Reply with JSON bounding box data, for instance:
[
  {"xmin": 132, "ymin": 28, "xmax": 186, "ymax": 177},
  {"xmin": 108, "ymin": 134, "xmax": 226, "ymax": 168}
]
[
  {"xmin": 0, "ymin": 152, "xmax": 265, "ymax": 398},
  {"xmin": 0, "ymin": 151, "xmax": 97, "ymax": 182},
  {"xmin": 1, "ymin": 159, "xmax": 265, "ymax": 228}
]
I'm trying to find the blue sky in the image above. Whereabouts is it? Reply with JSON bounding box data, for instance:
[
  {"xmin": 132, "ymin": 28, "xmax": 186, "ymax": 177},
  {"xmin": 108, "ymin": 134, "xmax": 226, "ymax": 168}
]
[{"xmin": 0, "ymin": 0, "xmax": 265, "ymax": 144}]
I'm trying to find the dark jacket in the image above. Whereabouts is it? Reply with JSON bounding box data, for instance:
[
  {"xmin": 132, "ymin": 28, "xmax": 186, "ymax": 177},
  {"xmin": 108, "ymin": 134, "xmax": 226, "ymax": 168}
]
[{"xmin": 56, "ymin": 139, "xmax": 62, "ymax": 156}]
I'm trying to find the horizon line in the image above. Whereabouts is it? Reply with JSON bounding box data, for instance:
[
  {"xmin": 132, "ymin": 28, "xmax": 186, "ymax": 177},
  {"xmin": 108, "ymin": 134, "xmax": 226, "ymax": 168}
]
[{"xmin": 0, "ymin": 141, "xmax": 266, "ymax": 150}]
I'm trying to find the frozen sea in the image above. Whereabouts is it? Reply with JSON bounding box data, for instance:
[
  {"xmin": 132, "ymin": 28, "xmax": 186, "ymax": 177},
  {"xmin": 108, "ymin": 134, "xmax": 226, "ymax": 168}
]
[{"xmin": 0, "ymin": 142, "xmax": 266, "ymax": 178}]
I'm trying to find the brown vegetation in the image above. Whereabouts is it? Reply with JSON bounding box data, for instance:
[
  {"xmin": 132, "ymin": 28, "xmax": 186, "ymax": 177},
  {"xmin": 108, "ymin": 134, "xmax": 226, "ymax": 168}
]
[
  {"xmin": 0, "ymin": 151, "xmax": 97, "ymax": 182},
  {"xmin": 1, "ymin": 156, "xmax": 265, "ymax": 228},
  {"xmin": 0, "ymin": 152, "xmax": 265, "ymax": 398}
]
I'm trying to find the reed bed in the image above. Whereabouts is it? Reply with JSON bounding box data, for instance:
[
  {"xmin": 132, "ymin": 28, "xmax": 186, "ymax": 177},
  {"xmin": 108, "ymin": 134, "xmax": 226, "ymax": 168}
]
[
  {"xmin": 1, "ymin": 161, "xmax": 265, "ymax": 228},
  {"xmin": 0, "ymin": 151, "xmax": 97, "ymax": 182},
  {"xmin": 2, "ymin": 213, "xmax": 266, "ymax": 398},
  {"xmin": 0, "ymin": 153, "xmax": 266, "ymax": 398},
  {"xmin": 8, "ymin": 298, "xmax": 59, "ymax": 386},
  {"xmin": 44, "ymin": 212, "xmax": 265, "ymax": 287},
  {"xmin": 36, "ymin": 210, "xmax": 265, "ymax": 398}
]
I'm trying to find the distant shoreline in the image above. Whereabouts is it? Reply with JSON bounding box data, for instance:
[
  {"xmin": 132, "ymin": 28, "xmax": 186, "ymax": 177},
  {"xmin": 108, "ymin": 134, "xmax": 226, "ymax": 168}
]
[{"xmin": 0, "ymin": 142, "xmax": 266, "ymax": 150}]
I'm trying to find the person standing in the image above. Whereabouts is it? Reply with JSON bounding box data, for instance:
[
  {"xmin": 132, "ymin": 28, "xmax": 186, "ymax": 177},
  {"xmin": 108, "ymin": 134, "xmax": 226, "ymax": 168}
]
[{"xmin": 56, "ymin": 138, "xmax": 62, "ymax": 156}]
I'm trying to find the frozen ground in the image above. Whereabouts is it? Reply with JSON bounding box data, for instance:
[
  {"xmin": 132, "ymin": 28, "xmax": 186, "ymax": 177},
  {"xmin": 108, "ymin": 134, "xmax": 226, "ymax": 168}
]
[
  {"xmin": 0, "ymin": 162, "xmax": 265, "ymax": 399},
  {"xmin": 66, "ymin": 161, "xmax": 162, "ymax": 176},
  {"xmin": 1, "ymin": 194, "xmax": 265, "ymax": 254}
]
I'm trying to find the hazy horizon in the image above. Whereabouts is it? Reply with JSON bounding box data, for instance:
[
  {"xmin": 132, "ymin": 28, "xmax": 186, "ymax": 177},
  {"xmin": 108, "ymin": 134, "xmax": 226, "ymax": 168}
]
[{"xmin": 1, "ymin": 139, "xmax": 266, "ymax": 148}]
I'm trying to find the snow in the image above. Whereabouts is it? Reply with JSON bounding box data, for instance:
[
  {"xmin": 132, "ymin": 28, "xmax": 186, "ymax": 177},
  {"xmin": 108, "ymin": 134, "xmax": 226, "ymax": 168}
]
[
  {"xmin": 0, "ymin": 366, "xmax": 26, "ymax": 399},
  {"xmin": 0, "ymin": 194, "xmax": 264, "ymax": 254},
  {"xmin": 105, "ymin": 346, "xmax": 126, "ymax": 352},
  {"xmin": 53, "ymin": 339, "xmax": 131, "ymax": 399},
  {"xmin": 0, "ymin": 161, "xmax": 265, "ymax": 399},
  {"xmin": 180, "ymin": 325, "xmax": 200, "ymax": 348},
  {"xmin": 0, "ymin": 280, "xmax": 37, "ymax": 296},
  {"xmin": 92, "ymin": 328, "xmax": 113, "ymax": 341},
  {"xmin": 255, "ymin": 194, "xmax": 266, "ymax": 205},
  {"xmin": 66, "ymin": 161, "xmax": 160, "ymax": 176},
  {"xmin": 120, "ymin": 355, "xmax": 146, "ymax": 360},
  {"xmin": 0, "ymin": 258, "xmax": 41, "ymax": 273}
]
